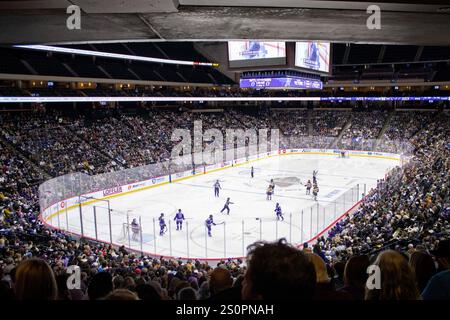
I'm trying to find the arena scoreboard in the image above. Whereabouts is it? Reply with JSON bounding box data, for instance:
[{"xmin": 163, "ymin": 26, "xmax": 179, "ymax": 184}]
[{"xmin": 239, "ymin": 75, "xmax": 323, "ymax": 90}]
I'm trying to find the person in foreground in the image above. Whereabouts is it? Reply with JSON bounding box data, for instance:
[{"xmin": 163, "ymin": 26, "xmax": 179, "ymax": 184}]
[
  {"xmin": 365, "ymin": 250, "xmax": 420, "ymax": 300},
  {"xmin": 241, "ymin": 238, "xmax": 316, "ymax": 300}
]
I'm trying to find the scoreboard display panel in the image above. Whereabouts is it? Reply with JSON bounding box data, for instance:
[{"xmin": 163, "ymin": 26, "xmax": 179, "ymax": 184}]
[
  {"xmin": 228, "ymin": 41, "xmax": 286, "ymax": 68},
  {"xmin": 239, "ymin": 76, "xmax": 323, "ymax": 90},
  {"xmin": 295, "ymin": 41, "xmax": 331, "ymax": 74}
]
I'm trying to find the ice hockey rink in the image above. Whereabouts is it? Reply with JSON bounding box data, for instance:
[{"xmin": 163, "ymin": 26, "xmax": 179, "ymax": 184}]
[{"xmin": 44, "ymin": 153, "xmax": 400, "ymax": 260}]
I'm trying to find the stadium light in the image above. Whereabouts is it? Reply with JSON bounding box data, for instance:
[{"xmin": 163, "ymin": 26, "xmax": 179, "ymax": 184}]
[
  {"xmin": 13, "ymin": 45, "xmax": 219, "ymax": 67},
  {"xmin": 0, "ymin": 96, "xmax": 318, "ymax": 103},
  {"xmin": 0, "ymin": 96, "xmax": 449, "ymax": 103}
]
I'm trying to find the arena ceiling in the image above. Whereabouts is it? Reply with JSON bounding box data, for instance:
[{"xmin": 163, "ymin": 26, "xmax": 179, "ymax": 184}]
[{"xmin": 0, "ymin": 1, "xmax": 450, "ymax": 45}]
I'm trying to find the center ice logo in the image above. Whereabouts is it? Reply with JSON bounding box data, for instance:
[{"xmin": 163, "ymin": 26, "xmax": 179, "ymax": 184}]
[
  {"xmin": 170, "ymin": 120, "xmax": 279, "ymax": 165},
  {"xmin": 271, "ymin": 177, "xmax": 301, "ymax": 188}
]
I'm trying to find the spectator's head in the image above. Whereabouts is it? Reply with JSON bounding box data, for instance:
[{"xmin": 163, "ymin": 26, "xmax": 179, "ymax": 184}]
[
  {"xmin": 344, "ymin": 255, "xmax": 370, "ymax": 290},
  {"xmin": 313, "ymin": 244, "xmax": 322, "ymax": 255},
  {"xmin": 178, "ymin": 287, "xmax": 197, "ymax": 300},
  {"xmin": 135, "ymin": 284, "xmax": 161, "ymax": 301},
  {"xmin": 113, "ymin": 275, "xmax": 125, "ymax": 289},
  {"xmin": 149, "ymin": 281, "xmax": 165, "ymax": 298},
  {"xmin": 365, "ymin": 250, "xmax": 420, "ymax": 300},
  {"xmin": 55, "ymin": 273, "xmax": 71, "ymax": 300},
  {"xmin": 409, "ymin": 251, "xmax": 437, "ymax": 292},
  {"xmin": 242, "ymin": 239, "xmax": 316, "ymax": 300},
  {"xmin": 302, "ymin": 242, "xmax": 312, "ymax": 253},
  {"xmin": 333, "ymin": 261, "xmax": 346, "ymax": 283},
  {"xmin": 431, "ymin": 239, "xmax": 450, "ymax": 270},
  {"xmin": 14, "ymin": 258, "xmax": 57, "ymax": 300},
  {"xmin": 209, "ymin": 267, "xmax": 233, "ymax": 295},
  {"xmin": 104, "ymin": 289, "xmax": 139, "ymax": 300},
  {"xmin": 123, "ymin": 276, "xmax": 136, "ymax": 290},
  {"xmin": 87, "ymin": 272, "xmax": 113, "ymax": 300},
  {"xmin": 188, "ymin": 277, "xmax": 199, "ymax": 290},
  {"xmin": 174, "ymin": 281, "xmax": 190, "ymax": 297},
  {"xmin": 198, "ymin": 281, "xmax": 210, "ymax": 300},
  {"xmin": 308, "ymin": 253, "xmax": 330, "ymax": 283}
]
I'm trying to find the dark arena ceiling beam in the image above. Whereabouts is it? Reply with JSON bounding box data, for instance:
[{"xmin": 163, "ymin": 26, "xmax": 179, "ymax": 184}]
[{"xmin": 0, "ymin": 1, "xmax": 449, "ymax": 45}]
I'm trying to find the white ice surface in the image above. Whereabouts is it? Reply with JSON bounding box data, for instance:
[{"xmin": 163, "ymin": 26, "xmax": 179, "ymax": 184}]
[{"xmin": 49, "ymin": 154, "xmax": 399, "ymax": 260}]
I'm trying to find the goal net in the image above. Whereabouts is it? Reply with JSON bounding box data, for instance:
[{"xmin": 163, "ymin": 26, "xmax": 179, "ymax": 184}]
[{"xmin": 118, "ymin": 222, "xmax": 142, "ymax": 244}]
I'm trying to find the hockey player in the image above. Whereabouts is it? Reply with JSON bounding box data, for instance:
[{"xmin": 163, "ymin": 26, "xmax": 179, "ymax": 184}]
[
  {"xmin": 205, "ymin": 214, "xmax": 217, "ymax": 237},
  {"xmin": 266, "ymin": 185, "xmax": 274, "ymax": 200},
  {"xmin": 305, "ymin": 180, "xmax": 312, "ymax": 195},
  {"xmin": 274, "ymin": 203, "xmax": 284, "ymax": 221},
  {"xmin": 251, "ymin": 166, "xmax": 254, "ymax": 178},
  {"xmin": 158, "ymin": 213, "xmax": 167, "ymax": 236},
  {"xmin": 220, "ymin": 198, "xmax": 233, "ymax": 215},
  {"xmin": 269, "ymin": 179, "xmax": 275, "ymax": 195},
  {"xmin": 213, "ymin": 180, "xmax": 221, "ymax": 197},
  {"xmin": 313, "ymin": 184, "xmax": 319, "ymax": 201},
  {"xmin": 131, "ymin": 218, "xmax": 140, "ymax": 241},
  {"xmin": 313, "ymin": 170, "xmax": 318, "ymax": 185},
  {"xmin": 174, "ymin": 209, "xmax": 185, "ymax": 231}
]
